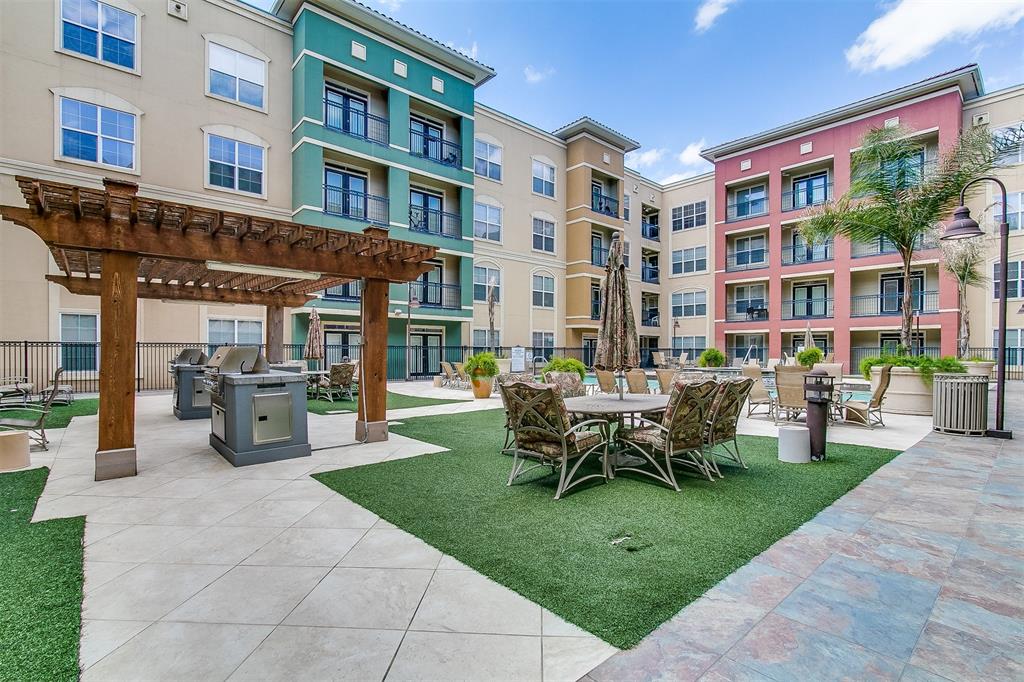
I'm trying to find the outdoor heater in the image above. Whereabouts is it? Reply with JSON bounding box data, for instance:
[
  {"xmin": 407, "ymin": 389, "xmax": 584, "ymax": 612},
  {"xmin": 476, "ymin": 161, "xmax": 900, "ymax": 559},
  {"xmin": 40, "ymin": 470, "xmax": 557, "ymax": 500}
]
[
  {"xmin": 169, "ymin": 347, "xmax": 211, "ymax": 420},
  {"xmin": 803, "ymin": 368, "xmax": 835, "ymax": 461},
  {"xmin": 205, "ymin": 347, "xmax": 311, "ymax": 466}
]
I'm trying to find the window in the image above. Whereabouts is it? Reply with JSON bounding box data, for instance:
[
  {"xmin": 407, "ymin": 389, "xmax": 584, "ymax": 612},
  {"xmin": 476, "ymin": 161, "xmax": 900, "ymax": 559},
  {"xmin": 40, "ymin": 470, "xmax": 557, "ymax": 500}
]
[
  {"xmin": 682, "ymin": 201, "xmax": 707, "ymax": 229},
  {"xmin": 734, "ymin": 184, "xmax": 766, "ymax": 217},
  {"xmin": 474, "ymin": 139, "xmax": 502, "ymax": 181},
  {"xmin": 208, "ymin": 319, "xmax": 262, "ymax": 345},
  {"xmin": 623, "ymin": 195, "xmax": 631, "ymax": 221},
  {"xmin": 473, "ymin": 202, "xmax": 502, "ymax": 242},
  {"xmin": 999, "ymin": 191, "xmax": 1022, "ymax": 231},
  {"xmin": 208, "ymin": 134, "xmax": 264, "ymax": 195},
  {"xmin": 993, "ymin": 261, "xmax": 1022, "ymax": 299},
  {"xmin": 671, "ymin": 206, "xmax": 683, "ymax": 231},
  {"xmin": 59, "ymin": 97, "xmax": 135, "ymax": 169},
  {"xmin": 671, "ymin": 247, "xmax": 706, "ymax": 275},
  {"xmin": 733, "ymin": 284, "xmax": 766, "ymax": 314},
  {"xmin": 208, "ymin": 42, "xmax": 266, "ymax": 108},
  {"xmin": 61, "ymin": 0, "xmax": 136, "ymax": 69},
  {"xmin": 473, "ymin": 265, "xmax": 500, "ymax": 302},
  {"xmin": 532, "ymin": 217, "xmax": 555, "ymax": 253},
  {"xmin": 532, "ymin": 159, "xmax": 555, "ymax": 197},
  {"xmin": 532, "ymin": 274, "xmax": 555, "ymax": 308},
  {"xmin": 995, "ymin": 126, "xmax": 1024, "ymax": 166},
  {"xmin": 60, "ymin": 313, "xmax": 98, "ymax": 371},
  {"xmin": 672, "ymin": 335, "xmax": 706, "ymax": 358},
  {"xmin": 996, "ymin": 330, "xmax": 1023, "ymax": 362},
  {"xmin": 531, "ymin": 331, "xmax": 554, "ymax": 354},
  {"xmin": 732, "ymin": 235, "xmax": 766, "ymax": 266},
  {"xmin": 473, "ymin": 329, "xmax": 500, "ymax": 351},
  {"xmin": 672, "ymin": 291, "xmax": 706, "ymax": 317}
]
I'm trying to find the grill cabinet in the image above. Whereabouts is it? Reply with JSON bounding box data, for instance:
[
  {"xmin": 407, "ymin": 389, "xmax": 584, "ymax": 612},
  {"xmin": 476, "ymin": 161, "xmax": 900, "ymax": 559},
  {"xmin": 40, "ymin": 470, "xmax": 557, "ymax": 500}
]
[{"xmin": 169, "ymin": 348, "xmax": 211, "ymax": 420}]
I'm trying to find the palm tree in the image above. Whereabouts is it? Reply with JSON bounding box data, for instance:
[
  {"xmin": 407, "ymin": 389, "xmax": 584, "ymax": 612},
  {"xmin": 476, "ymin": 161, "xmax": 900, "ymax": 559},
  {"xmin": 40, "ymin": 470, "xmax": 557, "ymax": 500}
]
[
  {"xmin": 940, "ymin": 236, "xmax": 987, "ymax": 358},
  {"xmin": 801, "ymin": 124, "xmax": 1021, "ymax": 350}
]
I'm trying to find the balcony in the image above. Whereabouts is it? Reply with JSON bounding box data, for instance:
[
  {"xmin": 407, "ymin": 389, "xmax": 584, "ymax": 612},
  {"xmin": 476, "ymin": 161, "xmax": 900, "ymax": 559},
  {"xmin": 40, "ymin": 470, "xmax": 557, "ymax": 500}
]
[
  {"xmin": 323, "ymin": 99, "xmax": 389, "ymax": 146},
  {"xmin": 726, "ymin": 197, "xmax": 768, "ymax": 222},
  {"xmin": 781, "ymin": 241, "xmax": 833, "ymax": 265},
  {"xmin": 323, "ymin": 280, "xmax": 362, "ymax": 302},
  {"xmin": 409, "ymin": 130, "xmax": 462, "ymax": 168},
  {"xmin": 642, "ymin": 264, "xmax": 659, "ymax": 284},
  {"xmin": 725, "ymin": 250, "xmax": 769, "ymax": 272},
  {"xmin": 850, "ymin": 291, "xmax": 939, "ymax": 317},
  {"xmin": 781, "ymin": 298, "xmax": 834, "ymax": 319},
  {"xmin": 591, "ymin": 193, "xmax": 619, "ymax": 218},
  {"xmin": 851, "ymin": 235, "xmax": 937, "ymax": 258},
  {"xmin": 641, "ymin": 311, "xmax": 660, "ymax": 327},
  {"xmin": 726, "ymin": 305, "xmax": 769, "ymax": 322},
  {"xmin": 641, "ymin": 221, "xmax": 660, "ymax": 241},
  {"xmin": 728, "ymin": 346, "xmax": 766, "ymax": 363},
  {"xmin": 409, "ymin": 206, "xmax": 462, "ymax": 240},
  {"xmin": 323, "ymin": 186, "xmax": 389, "ymax": 226},
  {"xmin": 781, "ymin": 183, "xmax": 832, "ymax": 212},
  {"xmin": 411, "ymin": 281, "xmax": 461, "ymax": 310},
  {"xmin": 590, "ymin": 304, "xmax": 601, "ymax": 321},
  {"xmin": 591, "ymin": 246, "xmax": 608, "ymax": 267}
]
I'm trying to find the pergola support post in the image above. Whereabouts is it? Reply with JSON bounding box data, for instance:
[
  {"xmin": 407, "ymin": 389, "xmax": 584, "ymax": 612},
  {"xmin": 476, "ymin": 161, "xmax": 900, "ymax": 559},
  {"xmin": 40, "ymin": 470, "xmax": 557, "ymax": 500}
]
[
  {"xmin": 266, "ymin": 305, "xmax": 285, "ymax": 363},
  {"xmin": 95, "ymin": 250, "xmax": 139, "ymax": 480},
  {"xmin": 356, "ymin": 278, "xmax": 389, "ymax": 442}
]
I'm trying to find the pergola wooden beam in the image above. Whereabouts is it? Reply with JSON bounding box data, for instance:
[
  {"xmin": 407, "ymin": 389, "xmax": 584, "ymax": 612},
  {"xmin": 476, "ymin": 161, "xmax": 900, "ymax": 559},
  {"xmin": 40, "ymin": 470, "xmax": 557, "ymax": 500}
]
[{"xmin": 45, "ymin": 275, "xmax": 316, "ymax": 308}]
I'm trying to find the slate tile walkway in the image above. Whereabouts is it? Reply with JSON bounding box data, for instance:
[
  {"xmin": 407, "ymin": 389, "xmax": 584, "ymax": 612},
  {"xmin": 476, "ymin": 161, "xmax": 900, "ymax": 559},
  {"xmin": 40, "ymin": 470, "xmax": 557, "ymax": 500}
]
[{"xmin": 584, "ymin": 384, "xmax": 1023, "ymax": 681}]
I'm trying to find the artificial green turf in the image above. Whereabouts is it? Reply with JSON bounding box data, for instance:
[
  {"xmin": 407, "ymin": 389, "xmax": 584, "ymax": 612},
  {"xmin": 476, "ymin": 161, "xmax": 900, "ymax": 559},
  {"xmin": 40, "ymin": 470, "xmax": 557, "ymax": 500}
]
[
  {"xmin": 306, "ymin": 391, "xmax": 467, "ymax": 415},
  {"xmin": 2, "ymin": 399, "xmax": 99, "ymax": 430},
  {"xmin": 315, "ymin": 408, "xmax": 899, "ymax": 649},
  {"xmin": 0, "ymin": 468, "xmax": 84, "ymax": 681}
]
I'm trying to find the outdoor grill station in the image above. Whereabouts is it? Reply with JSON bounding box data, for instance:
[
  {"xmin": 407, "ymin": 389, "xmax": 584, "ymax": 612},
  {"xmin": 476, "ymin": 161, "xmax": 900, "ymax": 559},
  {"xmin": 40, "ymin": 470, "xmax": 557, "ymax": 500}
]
[{"xmin": 168, "ymin": 347, "xmax": 210, "ymax": 420}]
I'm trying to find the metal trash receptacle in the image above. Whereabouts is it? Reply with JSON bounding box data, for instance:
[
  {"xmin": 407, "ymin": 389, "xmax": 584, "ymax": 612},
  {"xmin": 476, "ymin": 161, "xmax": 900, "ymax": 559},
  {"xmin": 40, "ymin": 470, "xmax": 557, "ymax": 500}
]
[{"xmin": 933, "ymin": 373, "xmax": 988, "ymax": 436}]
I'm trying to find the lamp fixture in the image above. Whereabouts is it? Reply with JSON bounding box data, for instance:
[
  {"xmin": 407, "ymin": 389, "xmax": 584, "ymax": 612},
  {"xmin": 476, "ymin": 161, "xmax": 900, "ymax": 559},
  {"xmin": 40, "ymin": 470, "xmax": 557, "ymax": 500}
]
[{"xmin": 205, "ymin": 261, "xmax": 321, "ymax": 281}]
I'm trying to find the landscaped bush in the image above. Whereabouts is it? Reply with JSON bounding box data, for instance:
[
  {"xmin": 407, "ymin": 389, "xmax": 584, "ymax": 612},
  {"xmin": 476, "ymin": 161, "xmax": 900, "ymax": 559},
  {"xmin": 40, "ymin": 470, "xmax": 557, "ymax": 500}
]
[
  {"xmin": 542, "ymin": 356, "xmax": 587, "ymax": 380},
  {"xmin": 464, "ymin": 352, "xmax": 499, "ymax": 378},
  {"xmin": 796, "ymin": 347, "xmax": 824, "ymax": 368},
  {"xmin": 859, "ymin": 354, "xmax": 965, "ymax": 386},
  {"xmin": 697, "ymin": 348, "xmax": 726, "ymax": 368}
]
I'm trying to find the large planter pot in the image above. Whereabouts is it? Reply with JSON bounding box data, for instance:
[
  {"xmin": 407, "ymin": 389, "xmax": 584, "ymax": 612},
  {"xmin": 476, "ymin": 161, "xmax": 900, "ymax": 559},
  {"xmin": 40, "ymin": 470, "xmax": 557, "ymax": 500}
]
[
  {"xmin": 872, "ymin": 366, "xmax": 932, "ymax": 415},
  {"xmin": 962, "ymin": 360, "xmax": 995, "ymax": 379},
  {"xmin": 471, "ymin": 375, "xmax": 494, "ymax": 399}
]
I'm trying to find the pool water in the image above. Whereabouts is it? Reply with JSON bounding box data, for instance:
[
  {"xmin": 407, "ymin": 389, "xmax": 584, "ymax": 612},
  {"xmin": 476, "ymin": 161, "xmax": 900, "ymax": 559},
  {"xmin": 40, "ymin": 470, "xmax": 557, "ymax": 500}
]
[{"xmin": 582, "ymin": 375, "xmax": 659, "ymax": 391}]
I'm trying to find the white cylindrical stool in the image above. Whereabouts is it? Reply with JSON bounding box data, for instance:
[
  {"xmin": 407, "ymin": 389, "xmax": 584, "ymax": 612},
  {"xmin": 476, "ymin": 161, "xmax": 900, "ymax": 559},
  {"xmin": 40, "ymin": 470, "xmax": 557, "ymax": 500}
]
[
  {"xmin": 778, "ymin": 425, "xmax": 811, "ymax": 464},
  {"xmin": 0, "ymin": 431, "xmax": 31, "ymax": 471}
]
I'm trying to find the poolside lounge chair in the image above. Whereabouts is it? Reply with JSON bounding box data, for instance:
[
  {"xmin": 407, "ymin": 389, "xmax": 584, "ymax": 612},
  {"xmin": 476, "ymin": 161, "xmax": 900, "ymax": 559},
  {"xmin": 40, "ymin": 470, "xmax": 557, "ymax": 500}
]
[
  {"xmin": 655, "ymin": 369, "xmax": 676, "ymax": 394},
  {"xmin": 844, "ymin": 364, "xmax": 891, "ymax": 429},
  {"xmin": 703, "ymin": 377, "xmax": 754, "ymax": 476},
  {"xmin": 0, "ymin": 376, "xmax": 32, "ymax": 406},
  {"xmin": 741, "ymin": 365, "xmax": 773, "ymax": 417},
  {"xmin": 454, "ymin": 362, "xmax": 472, "ymax": 386},
  {"xmin": 625, "ymin": 368, "xmax": 650, "ymax": 394},
  {"xmin": 765, "ymin": 358, "xmax": 780, "ymax": 372},
  {"xmin": 616, "ymin": 377, "xmax": 719, "ymax": 489},
  {"xmin": 321, "ymin": 363, "xmax": 356, "ymax": 402},
  {"xmin": 595, "ymin": 369, "xmax": 616, "ymax": 394},
  {"xmin": 773, "ymin": 365, "xmax": 807, "ymax": 423},
  {"xmin": 441, "ymin": 361, "xmax": 466, "ymax": 389},
  {"xmin": 0, "ymin": 369, "xmax": 63, "ymax": 450},
  {"xmin": 813, "ymin": 362, "xmax": 845, "ymax": 420},
  {"xmin": 499, "ymin": 381, "xmax": 610, "ymax": 500},
  {"xmin": 652, "ymin": 351, "xmax": 670, "ymax": 369},
  {"xmin": 542, "ymin": 371, "xmax": 586, "ymax": 398}
]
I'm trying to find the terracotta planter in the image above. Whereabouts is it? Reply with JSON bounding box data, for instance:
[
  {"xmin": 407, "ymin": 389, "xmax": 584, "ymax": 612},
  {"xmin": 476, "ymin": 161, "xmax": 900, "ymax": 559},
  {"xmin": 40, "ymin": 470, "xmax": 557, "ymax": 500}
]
[
  {"xmin": 962, "ymin": 361, "xmax": 995, "ymax": 379},
  {"xmin": 471, "ymin": 375, "xmax": 494, "ymax": 399},
  {"xmin": 872, "ymin": 366, "xmax": 932, "ymax": 415}
]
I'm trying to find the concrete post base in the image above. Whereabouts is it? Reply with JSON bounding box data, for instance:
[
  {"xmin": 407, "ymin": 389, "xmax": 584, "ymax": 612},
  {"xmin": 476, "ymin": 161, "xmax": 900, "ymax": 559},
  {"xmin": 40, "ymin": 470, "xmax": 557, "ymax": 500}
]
[
  {"xmin": 95, "ymin": 447, "xmax": 137, "ymax": 480},
  {"xmin": 356, "ymin": 420, "xmax": 389, "ymax": 443}
]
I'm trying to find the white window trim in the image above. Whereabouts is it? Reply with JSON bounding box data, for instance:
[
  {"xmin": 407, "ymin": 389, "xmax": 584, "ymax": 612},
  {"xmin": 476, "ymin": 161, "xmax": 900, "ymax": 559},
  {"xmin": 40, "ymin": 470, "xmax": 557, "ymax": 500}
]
[
  {"xmin": 530, "ymin": 212, "xmax": 557, "ymax": 256},
  {"xmin": 51, "ymin": 87, "xmax": 143, "ymax": 175},
  {"xmin": 205, "ymin": 316, "xmax": 265, "ymax": 345},
  {"xmin": 531, "ymin": 155, "xmax": 557, "ymax": 201},
  {"xmin": 54, "ymin": 0, "xmax": 143, "ymax": 76},
  {"xmin": 201, "ymin": 124, "xmax": 270, "ymax": 200},
  {"xmin": 203, "ymin": 34, "xmax": 271, "ymax": 114},
  {"xmin": 680, "ymin": 199, "xmax": 709, "ymax": 230},
  {"xmin": 59, "ymin": 310, "xmax": 100, "ymax": 372},
  {"xmin": 530, "ymin": 270, "xmax": 556, "ymax": 309},
  {"xmin": 473, "ymin": 134, "xmax": 503, "ymax": 184},
  {"xmin": 473, "ymin": 195, "xmax": 503, "ymax": 245},
  {"xmin": 531, "ymin": 330, "xmax": 555, "ymax": 348},
  {"xmin": 472, "ymin": 261, "xmax": 502, "ymax": 304}
]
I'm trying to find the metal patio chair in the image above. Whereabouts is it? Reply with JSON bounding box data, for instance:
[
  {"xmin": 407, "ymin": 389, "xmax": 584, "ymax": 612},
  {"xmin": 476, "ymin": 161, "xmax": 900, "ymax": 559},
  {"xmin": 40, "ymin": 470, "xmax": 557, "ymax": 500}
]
[
  {"xmin": 0, "ymin": 369, "xmax": 64, "ymax": 450},
  {"xmin": 703, "ymin": 377, "xmax": 755, "ymax": 476},
  {"xmin": 844, "ymin": 364, "xmax": 892, "ymax": 429},
  {"xmin": 741, "ymin": 365, "xmax": 773, "ymax": 418}
]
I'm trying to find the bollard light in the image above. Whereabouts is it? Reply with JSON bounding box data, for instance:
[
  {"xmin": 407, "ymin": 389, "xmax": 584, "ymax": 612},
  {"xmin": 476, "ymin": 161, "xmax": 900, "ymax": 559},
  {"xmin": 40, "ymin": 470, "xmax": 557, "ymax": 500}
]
[{"xmin": 803, "ymin": 368, "xmax": 834, "ymax": 461}]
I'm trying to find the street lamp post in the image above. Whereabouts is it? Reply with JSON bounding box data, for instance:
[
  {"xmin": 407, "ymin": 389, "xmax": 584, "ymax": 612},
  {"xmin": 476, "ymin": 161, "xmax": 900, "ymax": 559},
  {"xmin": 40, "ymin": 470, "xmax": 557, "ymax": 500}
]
[{"xmin": 942, "ymin": 177, "xmax": 1012, "ymax": 439}]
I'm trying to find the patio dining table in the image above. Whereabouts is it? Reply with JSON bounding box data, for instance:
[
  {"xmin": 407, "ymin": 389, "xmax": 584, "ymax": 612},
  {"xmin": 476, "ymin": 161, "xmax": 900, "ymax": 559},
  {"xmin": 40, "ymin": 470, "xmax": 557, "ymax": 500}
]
[{"xmin": 564, "ymin": 394, "xmax": 670, "ymax": 467}]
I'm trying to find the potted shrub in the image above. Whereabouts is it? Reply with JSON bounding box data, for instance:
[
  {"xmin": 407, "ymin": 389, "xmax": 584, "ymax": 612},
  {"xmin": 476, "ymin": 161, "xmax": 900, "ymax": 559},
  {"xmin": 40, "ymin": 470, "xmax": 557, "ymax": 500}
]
[
  {"xmin": 796, "ymin": 347, "xmax": 824, "ymax": 368},
  {"xmin": 961, "ymin": 355, "xmax": 996, "ymax": 379},
  {"xmin": 542, "ymin": 357, "xmax": 586, "ymax": 380},
  {"xmin": 859, "ymin": 354, "xmax": 966, "ymax": 415},
  {"xmin": 697, "ymin": 348, "xmax": 726, "ymax": 368},
  {"xmin": 464, "ymin": 352, "xmax": 499, "ymax": 399}
]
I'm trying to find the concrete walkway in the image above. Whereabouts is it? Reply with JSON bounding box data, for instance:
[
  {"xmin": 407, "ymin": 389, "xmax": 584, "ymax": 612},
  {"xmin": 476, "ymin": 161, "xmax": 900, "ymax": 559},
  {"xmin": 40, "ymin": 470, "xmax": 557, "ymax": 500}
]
[{"xmin": 585, "ymin": 383, "xmax": 1023, "ymax": 681}]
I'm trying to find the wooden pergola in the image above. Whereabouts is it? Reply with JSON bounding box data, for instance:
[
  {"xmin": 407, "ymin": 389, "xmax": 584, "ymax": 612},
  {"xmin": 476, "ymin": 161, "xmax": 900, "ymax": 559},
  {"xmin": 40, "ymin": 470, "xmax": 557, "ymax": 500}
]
[{"xmin": 1, "ymin": 177, "xmax": 438, "ymax": 480}]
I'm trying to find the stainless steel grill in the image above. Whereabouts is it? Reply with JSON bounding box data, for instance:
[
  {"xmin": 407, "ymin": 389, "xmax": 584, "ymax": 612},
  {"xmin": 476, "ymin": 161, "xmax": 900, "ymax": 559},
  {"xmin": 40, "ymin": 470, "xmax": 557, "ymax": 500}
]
[{"xmin": 169, "ymin": 347, "xmax": 210, "ymax": 420}]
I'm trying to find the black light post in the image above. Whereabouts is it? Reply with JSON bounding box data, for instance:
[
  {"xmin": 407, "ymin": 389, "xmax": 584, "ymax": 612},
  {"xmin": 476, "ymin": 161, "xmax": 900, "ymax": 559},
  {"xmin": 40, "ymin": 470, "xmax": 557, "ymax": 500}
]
[
  {"xmin": 803, "ymin": 368, "xmax": 835, "ymax": 461},
  {"xmin": 942, "ymin": 177, "xmax": 1012, "ymax": 439}
]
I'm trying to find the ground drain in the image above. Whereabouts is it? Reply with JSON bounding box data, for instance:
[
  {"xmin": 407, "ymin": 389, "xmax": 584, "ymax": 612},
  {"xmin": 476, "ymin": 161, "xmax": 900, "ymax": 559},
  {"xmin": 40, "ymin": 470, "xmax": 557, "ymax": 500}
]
[{"xmin": 609, "ymin": 532, "xmax": 651, "ymax": 553}]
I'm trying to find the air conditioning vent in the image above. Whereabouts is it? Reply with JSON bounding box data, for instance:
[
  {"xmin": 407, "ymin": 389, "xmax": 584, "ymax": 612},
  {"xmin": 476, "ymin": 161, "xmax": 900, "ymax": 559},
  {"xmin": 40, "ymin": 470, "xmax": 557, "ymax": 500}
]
[
  {"xmin": 167, "ymin": 0, "xmax": 187, "ymax": 20},
  {"xmin": 972, "ymin": 112, "xmax": 990, "ymax": 127}
]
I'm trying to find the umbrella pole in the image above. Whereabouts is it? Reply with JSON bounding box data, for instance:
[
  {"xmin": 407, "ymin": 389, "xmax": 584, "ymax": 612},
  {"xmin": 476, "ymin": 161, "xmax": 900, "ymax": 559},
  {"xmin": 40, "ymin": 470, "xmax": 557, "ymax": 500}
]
[{"xmin": 617, "ymin": 370, "xmax": 624, "ymax": 400}]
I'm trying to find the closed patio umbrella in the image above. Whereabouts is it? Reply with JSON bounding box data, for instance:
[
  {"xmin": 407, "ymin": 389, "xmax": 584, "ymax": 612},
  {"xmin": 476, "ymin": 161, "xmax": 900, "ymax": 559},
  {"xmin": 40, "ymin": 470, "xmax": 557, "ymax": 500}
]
[
  {"xmin": 595, "ymin": 235, "xmax": 640, "ymax": 399},
  {"xmin": 304, "ymin": 308, "xmax": 324, "ymax": 370},
  {"xmin": 803, "ymin": 321, "xmax": 816, "ymax": 353}
]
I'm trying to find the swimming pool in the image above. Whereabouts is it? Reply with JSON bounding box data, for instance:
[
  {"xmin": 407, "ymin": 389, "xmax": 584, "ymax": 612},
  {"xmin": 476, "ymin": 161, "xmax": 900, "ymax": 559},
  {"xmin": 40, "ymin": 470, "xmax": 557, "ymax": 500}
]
[{"xmin": 582, "ymin": 374, "xmax": 660, "ymax": 391}]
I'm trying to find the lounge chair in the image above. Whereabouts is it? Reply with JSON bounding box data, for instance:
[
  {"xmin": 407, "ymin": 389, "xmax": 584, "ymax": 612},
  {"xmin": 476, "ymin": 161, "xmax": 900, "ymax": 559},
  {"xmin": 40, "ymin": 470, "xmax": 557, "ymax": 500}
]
[
  {"xmin": 500, "ymin": 381, "xmax": 610, "ymax": 500},
  {"xmin": 773, "ymin": 365, "xmax": 807, "ymax": 423},
  {"xmin": 0, "ymin": 376, "xmax": 32, "ymax": 406},
  {"xmin": 732, "ymin": 357, "xmax": 745, "ymax": 368},
  {"xmin": 655, "ymin": 369, "xmax": 676, "ymax": 394},
  {"xmin": 616, "ymin": 377, "xmax": 720, "ymax": 489},
  {"xmin": 844, "ymin": 364, "xmax": 891, "ymax": 428},
  {"xmin": 542, "ymin": 371, "xmax": 586, "ymax": 398},
  {"xmin": 741, "ymin": 365, "xmax": 773, "ymax": 417},
  {"xmin": 813, "ymin": 362, "xmax": 845, "ymax": 420},
  {"xmin": 0, "ymin": 369, "xmax": 64, "ymax": 450},
  {"xmin": 652, "ymin": 351, "xmax": 670, "ymax": 369},
  {"xmin": 321, "ymin": 363, "xmax": 356, "ymax": 402},
  {"xmin": 765, "ymin": 358, "xmax": 780, "ymax": 372},
  {"xmin": 595, "ymin": 369, "xmax": 616, "ymax": 394},
  {"xmin": 440, "ymin": 361, "xmax": 466, "ymax": 389},
  {"xmin": 454, "ymin": 362, "xmax": 472, "ymax": 386},
  {"xmin": 703, "ymin": 377, "xmax": 754, "ymax": 476},
  {"xmin": 625, "ymin": 368, "xmax": 650, "ymax": 394},
  {"xmin": 676, "ymin": 352, "xmax": 689, "ymax": 369}
]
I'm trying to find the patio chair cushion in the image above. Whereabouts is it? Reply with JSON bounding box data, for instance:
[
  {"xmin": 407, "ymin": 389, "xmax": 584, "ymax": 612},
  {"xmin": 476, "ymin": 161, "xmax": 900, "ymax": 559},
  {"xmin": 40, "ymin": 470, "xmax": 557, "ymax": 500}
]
[
  {"xmin": 618, "ymin": 426, "xmax": 666, "ymax": 450},
  {"xmin": 0, "ymin": 417, "xmax": 38, "ymax": 429},
  {"xmin": 520, "ymin": 430, "xmax": 602, "ymax": 458},
  {"xmin": 706, "ymin": 378, "xmax": 753, "ymax": 445},
  {"xmin": 502, "ymin": 381, "xmax": 585, "ymax": 454},
  {"xmin": 543, "ymin": 371, "xmax": 586, "ymax": 398},
  {"xmin": 497, "ymin": 372, "xmax": 536, "ymax": 385}
]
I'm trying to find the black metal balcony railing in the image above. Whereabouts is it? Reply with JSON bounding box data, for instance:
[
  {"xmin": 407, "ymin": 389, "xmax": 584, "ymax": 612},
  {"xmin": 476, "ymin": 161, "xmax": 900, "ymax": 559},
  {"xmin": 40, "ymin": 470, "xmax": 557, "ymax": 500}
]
[
  {"xmin": 323, "ymin": 99, "xmax": 390, "ymax": 146},
  {"xmin": 781, "ymin": 182, "xmax": 833, "ymax": 212},
  {"xmin": 781, "ymin": 242, "xmax": 833, "ymax": 265},
  {"xmin": 726, "ymin": 197, "xmax": 768, "ymax": 222},
  {"xmin": 781, "ymin": 298, "xmax": 834, "ymax": 319},
  {"xmin": 591, "ymin": 246, "xmax": 608, "ymax": 267},
  {"xmin": 851, "ymin": 235, "xmax": 937, "ymax": 258},
  {"xmin": 641, "ymin": 221, "xmax": 660, "ymax": 241},
  {"xmin": 850, "ymin": 345, "xmax": 941, "ymax": 371},
  {"xmin": 641, "ymin": 311, "xmax": 660, "ymax": 327},
  {"xmin": 727, "ymin": 346, "xmax": 766, "ymax": 363},
  {"xmin": 323, "ymin": 186, "xmax": 389, "ymax": 225},
  {"xmin": 323, "ymin": 281, "xmax": 362, "ymax": 302},
  {"xmin": 725, "ymin": 250, "xmax": 769, "ymax": 272},
  {"xmin": 850, "ymin": 291, "xmax": 939, "ymax": 317},
  {"xmin": 726, "ymin": 305, "xmax": 769, "ymax": 322},
  {"xmin": 411, "ymin": 281, "xmax": 461, "ymax": 310},
  {"xmin": 409, "ymin": 130, "xmax": 461, "ymax": 168},
  {"xmin": 409, "ymin": 206, "xmax": 462, "ymax": 239},
  {"xmin": 590, "ymin": 305, "xmax": 601, "ymax": 321},
  {"xmin": 591, "ymin": 193, "xmax": 619, "ymax": 217},
  {"xmin": 642, "ymin": 264, "xmax": 659, "ymax": 283}
]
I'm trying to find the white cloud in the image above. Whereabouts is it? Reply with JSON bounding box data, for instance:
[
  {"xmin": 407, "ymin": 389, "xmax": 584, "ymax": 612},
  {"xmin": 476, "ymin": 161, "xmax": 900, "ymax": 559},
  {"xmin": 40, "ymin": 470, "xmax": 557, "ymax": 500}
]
[
  {"xmin": 846, "ymin": 0, "xmax": 1024, "ymax": 72},
  {"xmin": 694, "ymin": 0, "xmax": 736, "ymax": 33},
  {"xmin": 659, "ymin": 171, "xmax": 701, "ymax": 184},
  {"xmin": 523, "ymin": 65, "xmax": 555, "ymax": 84},
  {"xmin": 375, "ymin": 0, "xmax": 403, "ymax": 13},
  {"xmin": 446, "ymin": 40, "xmax": 478, "ymax": 60},
  {"xmin": 625, "ymin": 148, "xmax": 667, "ymax": 170},
  {"xmin": 677, "ymin": 138, "xmax": 708, "ymax": 167}
]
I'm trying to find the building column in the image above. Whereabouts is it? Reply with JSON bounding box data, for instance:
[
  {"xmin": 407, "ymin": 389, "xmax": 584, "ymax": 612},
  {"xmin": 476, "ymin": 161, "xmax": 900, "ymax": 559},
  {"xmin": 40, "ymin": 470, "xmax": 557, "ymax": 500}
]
[
  {"xmin": 388, "ymin": 89, "xmax": 410, "ymax": 150},
  {"xmin": 266, "ymin": 305, "xmax": 285, "ymax": 363},
  {"xmin": 356, "ymin": 277, "xmax": 389, "ymax": 442},
  {"xmin": 96, "ymin": 250, "xmax": 138, "ymax": 480}
]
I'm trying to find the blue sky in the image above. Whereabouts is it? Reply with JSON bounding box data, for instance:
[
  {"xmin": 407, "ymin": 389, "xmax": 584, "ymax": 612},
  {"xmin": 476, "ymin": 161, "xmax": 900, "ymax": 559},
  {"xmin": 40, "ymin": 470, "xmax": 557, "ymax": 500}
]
[{"xmin": 265, "ymin": 0, "xmax": 1024, "ymax": 183}]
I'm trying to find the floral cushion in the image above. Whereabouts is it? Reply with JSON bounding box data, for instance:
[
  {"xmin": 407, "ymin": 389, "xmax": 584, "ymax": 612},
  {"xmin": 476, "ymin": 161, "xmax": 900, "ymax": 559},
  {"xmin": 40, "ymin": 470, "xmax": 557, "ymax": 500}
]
[
  {"xmin": 497, "ymin": 372, "xmax": 536, "ymax": 385},
  {"xmin": 519, "ymin": 430, "xmax": 602, "ymax": 458},
  {"xmin": 501, "ymin": 381, "xmax": 582, "ymax": 453},
  {"xmin": 330, "ymin": 363, "xmax": 355, "ymax": 387},
  {"xmin": 618, "ymin": 426, "xmax": 666, "ymax": 450},
  {"xmin": 706, "ymin": 378, "xmax": 753, "ymax": 445},
  {"xmin": 543, "ymin": 371, "xmax": 586, "ymax": 398},
  {"xmin": 663, "ymin": 380, "xmax": 717, "ymax": 450}
]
